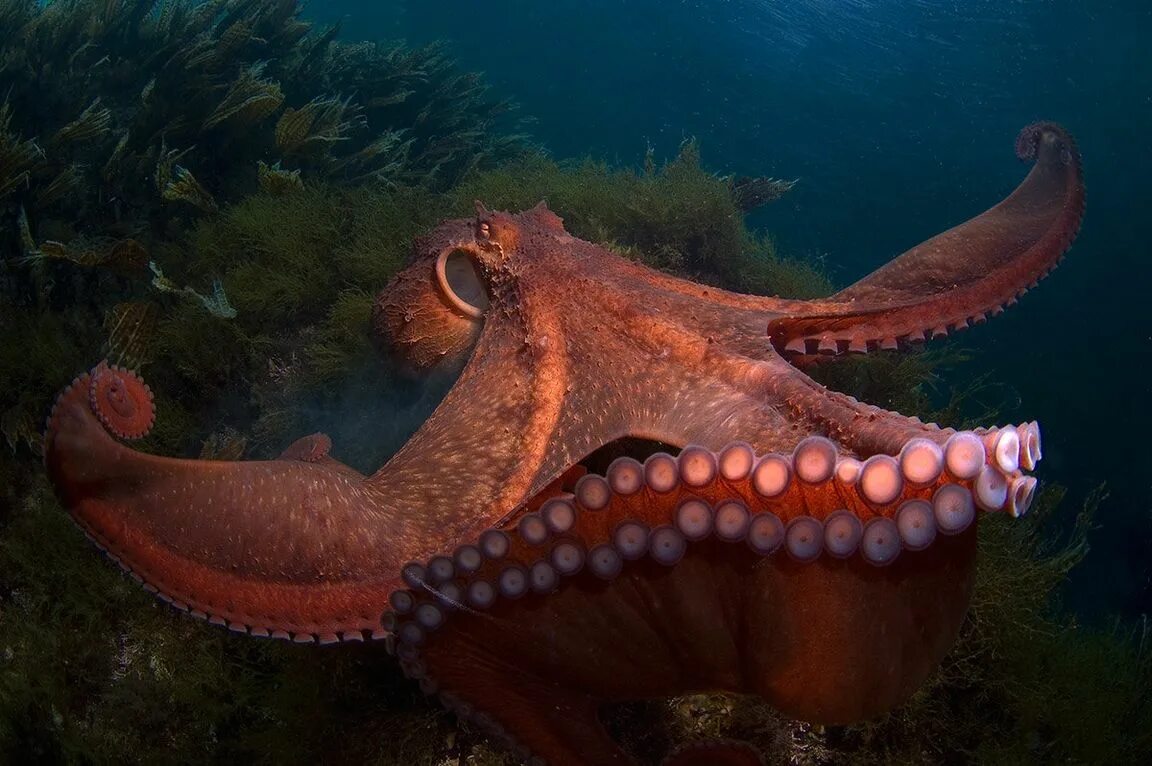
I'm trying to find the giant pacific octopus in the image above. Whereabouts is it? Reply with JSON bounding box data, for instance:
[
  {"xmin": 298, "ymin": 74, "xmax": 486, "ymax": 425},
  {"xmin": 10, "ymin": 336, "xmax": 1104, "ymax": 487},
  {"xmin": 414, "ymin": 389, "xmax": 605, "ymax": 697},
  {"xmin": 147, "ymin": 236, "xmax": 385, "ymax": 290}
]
[{"xmin": 44, "ymin": 123, "xmax": 1084, "ymax": 765}]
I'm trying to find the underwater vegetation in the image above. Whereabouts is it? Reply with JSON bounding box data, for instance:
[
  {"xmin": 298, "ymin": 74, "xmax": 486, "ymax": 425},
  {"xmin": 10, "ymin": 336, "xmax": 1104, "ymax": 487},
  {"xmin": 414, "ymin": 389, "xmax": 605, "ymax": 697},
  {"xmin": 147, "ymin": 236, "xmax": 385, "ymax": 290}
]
[
  {"xmin": 0, "ymin": 3, "xmax": 1148, "ymax": 764},
  {"xmin": 452, "ymin": 143, "xmax": 812, "ymax": 297},
  {"xmin": 0, "ymin": 0, "xmax": 526, "ymax": 333},
  {"xmin": 0, "ymin": 0, "xmax": 525, "ymax": 206},
  {"xmin": 0, "ymin": 0, "xmax": 524, "ymax": 459}
]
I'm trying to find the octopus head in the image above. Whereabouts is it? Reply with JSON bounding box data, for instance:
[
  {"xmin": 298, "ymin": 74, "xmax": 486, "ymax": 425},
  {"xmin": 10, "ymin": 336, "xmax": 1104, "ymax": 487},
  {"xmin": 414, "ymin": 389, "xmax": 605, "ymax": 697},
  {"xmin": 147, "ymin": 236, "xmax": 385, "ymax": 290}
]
[
  {"xmin": 473, "ymin": 199, "xmax": 566, "ymax": 262},
  {"xmin": 472, "ymin": 201, "xmax": 523, "ymax": 260},
  {"xmin": 371, "ymin": 201, "xmax": 567, "ymax": 374},
  {"xmin": 371, "ymin": 217, "xmax": 490, "ymax": 374}
]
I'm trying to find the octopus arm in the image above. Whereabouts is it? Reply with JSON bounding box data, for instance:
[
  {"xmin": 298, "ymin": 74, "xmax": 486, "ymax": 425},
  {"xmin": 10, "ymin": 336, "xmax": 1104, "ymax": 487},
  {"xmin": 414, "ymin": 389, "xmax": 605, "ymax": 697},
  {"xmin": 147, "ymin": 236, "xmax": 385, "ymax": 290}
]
[
  {"xmin": 766, "ymin": 123, "xmax": 1084, "ymax": 355},
  {"xmin": 43, "ymin": 317, "xmax": 560, "ymax": 642},
  {"xmin": 43, "ymin": 370, "xmax": 412, "ymax": 640},
  {"xmin": 613, "ymin": 348, "xmax": 946, "ymax": 459},
  {"xmin": 394, "ymin": 429, "xmax": 1007, "ymax": 765}
]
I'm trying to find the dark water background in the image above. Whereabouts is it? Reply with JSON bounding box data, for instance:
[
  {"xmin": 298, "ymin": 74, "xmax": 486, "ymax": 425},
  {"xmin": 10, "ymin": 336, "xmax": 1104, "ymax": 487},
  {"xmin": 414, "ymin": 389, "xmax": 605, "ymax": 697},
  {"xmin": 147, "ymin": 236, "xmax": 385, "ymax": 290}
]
[{"xmin": 310, "ymin": 0, "xmax": 1151, "ymax": 621}]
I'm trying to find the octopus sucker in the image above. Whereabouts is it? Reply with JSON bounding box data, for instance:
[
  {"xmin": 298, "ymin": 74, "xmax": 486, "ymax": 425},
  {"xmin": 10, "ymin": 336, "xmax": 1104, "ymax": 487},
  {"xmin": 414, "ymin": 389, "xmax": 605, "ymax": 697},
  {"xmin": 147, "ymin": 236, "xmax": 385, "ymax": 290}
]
[
  {"xmin": 383, "ymin": 435, "xmax": 1036, "ymax": 764},
  {"xmin": 43, "ymin": 124, "xmax": 1081, "ymax": 764}
]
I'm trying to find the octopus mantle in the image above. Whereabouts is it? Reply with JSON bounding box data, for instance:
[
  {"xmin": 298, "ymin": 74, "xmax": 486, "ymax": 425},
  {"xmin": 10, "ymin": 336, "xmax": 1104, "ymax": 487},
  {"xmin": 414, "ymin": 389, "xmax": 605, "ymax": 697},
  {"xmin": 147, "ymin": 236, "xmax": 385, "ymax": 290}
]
[{"xmin": 44, "ymin": 123, "xmax": 1084, "ymax": 765}]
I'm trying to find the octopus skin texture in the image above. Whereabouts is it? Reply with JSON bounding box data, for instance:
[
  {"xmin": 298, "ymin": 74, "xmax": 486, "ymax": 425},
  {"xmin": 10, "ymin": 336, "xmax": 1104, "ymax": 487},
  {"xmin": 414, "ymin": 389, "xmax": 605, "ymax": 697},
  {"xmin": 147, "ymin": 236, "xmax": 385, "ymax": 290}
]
[{"xmin": 43, "ymin": 122, "xmax": 1084, "ymax": 765}]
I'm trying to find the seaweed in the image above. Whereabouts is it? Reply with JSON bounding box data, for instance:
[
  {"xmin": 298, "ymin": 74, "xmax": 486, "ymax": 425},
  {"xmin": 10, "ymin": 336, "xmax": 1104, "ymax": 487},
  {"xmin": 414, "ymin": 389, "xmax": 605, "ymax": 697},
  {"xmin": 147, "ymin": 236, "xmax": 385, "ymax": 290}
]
[
  {"xmin": 0, "ymin": 0, "xmax": 527, "ymax": 295},
  {"xmin": 451, "ymin": 143, "xmax": 826, "ymax": 297},
  {"xmin": 0, "ymin": 0, "xmax": 528, "ymax": 464}
]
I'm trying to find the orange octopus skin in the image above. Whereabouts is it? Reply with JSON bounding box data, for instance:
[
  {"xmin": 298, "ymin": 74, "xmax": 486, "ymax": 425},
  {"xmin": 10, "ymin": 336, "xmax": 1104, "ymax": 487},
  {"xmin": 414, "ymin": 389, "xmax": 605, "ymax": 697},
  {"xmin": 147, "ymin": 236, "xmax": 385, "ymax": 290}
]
[{"xmin": 44, "ymin": 123, "xmax": 1082, "ymax": 764}]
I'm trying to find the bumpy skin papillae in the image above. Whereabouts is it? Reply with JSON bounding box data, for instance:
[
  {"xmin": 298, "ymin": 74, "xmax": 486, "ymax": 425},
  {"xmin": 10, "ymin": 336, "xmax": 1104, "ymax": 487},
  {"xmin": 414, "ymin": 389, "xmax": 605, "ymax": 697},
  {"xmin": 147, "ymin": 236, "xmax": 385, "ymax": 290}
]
[{"xmin": 43, "ymin": 125, "xmax": 1081, "ymax": 763}]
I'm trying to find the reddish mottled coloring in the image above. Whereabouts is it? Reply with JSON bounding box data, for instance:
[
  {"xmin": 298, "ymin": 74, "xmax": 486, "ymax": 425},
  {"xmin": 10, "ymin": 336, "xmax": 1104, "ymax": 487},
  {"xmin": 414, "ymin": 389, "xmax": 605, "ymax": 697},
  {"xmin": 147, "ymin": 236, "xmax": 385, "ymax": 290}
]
[
  {"xmin": 88, "ymin": 361, "xmax": 154, "ymax": 439},
  {"xmin": 44, "ymin": 124, "xmax": 1084, "ymax": 765}
]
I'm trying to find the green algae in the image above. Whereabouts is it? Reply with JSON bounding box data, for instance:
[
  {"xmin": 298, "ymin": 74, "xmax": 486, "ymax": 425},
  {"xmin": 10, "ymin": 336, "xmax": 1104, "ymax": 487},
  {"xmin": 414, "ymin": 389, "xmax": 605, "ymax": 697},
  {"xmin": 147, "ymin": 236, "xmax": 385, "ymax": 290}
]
[
  {"xmin": 0, "ymin": 0, "xmax": 523, "ymax": 228},
  {"xmin": 450, "ymin": 144, "xmax": 831, "ymax": 298}
]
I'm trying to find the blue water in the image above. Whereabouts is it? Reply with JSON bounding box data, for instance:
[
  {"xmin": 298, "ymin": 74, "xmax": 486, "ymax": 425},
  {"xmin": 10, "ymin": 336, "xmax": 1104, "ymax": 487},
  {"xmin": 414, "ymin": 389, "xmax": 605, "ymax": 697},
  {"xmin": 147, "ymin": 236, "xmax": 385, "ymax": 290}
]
[{"xmin": 313, "ymin": 0, "xmax": 1151, "ymax": 619}]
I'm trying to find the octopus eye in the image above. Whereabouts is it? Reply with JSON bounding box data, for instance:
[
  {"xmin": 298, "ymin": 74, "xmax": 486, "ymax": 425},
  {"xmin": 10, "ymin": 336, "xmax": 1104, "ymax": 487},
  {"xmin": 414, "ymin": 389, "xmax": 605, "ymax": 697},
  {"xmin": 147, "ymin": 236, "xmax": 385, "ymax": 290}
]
[
  {"xmin": 436, "ymin": 249, "xmax": 489, "ymax": 319},
  {"xmin": 477, "ymin": 221, "xmax": 491, "ymax": 239}
]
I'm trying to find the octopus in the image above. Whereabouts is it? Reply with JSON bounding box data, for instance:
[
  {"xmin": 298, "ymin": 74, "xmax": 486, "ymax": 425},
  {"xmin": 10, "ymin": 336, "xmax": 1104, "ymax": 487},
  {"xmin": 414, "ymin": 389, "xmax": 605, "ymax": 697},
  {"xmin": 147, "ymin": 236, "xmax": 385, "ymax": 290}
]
[{"xmin": 44, "ymin": 123, "xmax": 1084, "ymax": 765}]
